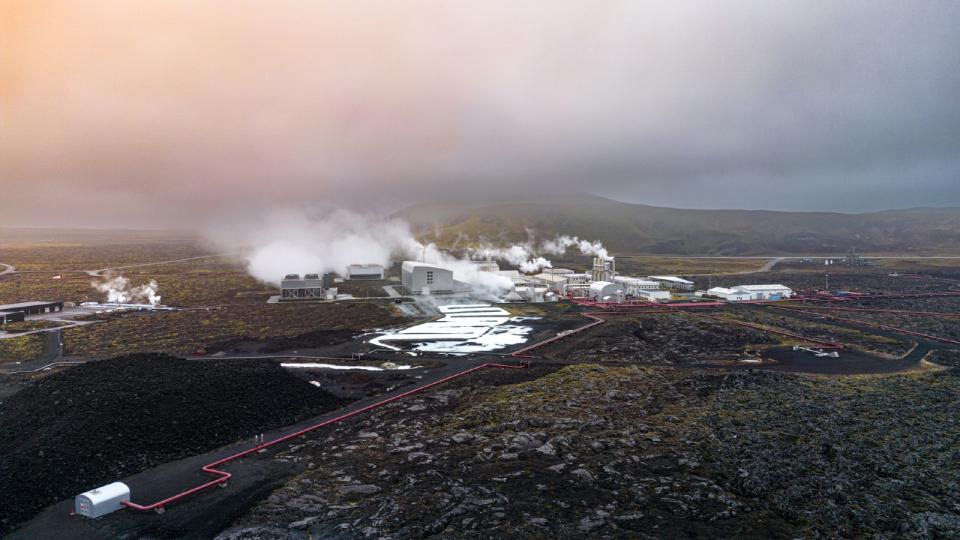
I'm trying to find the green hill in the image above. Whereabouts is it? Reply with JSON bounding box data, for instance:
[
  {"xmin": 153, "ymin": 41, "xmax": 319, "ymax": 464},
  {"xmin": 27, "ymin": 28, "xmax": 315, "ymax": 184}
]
[{"xmin": 395, "ymin": 196, "xmax": 960, "ymax": 255}]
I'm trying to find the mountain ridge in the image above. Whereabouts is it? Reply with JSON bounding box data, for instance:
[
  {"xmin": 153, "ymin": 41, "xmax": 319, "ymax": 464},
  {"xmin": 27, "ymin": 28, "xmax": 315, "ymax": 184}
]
[{"xmin": 395, "ymin": 196, "xmax": 960, "ymax": 255}]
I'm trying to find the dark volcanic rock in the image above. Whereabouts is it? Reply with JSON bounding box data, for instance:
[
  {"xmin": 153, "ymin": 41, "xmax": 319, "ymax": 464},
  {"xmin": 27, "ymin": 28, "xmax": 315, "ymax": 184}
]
[
  {"xmin": 0, "ymin": 353, "xmax": 349, "ymax": 536},
  {"xmin": 228, "ymin": 364, "xmax": 960, "ymax": 539}
]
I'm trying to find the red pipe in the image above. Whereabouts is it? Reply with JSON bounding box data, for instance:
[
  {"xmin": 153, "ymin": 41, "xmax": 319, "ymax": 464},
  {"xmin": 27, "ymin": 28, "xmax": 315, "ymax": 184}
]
[
  {"xmin": 786, "ymin": 306, "xmax": 960, "ymax": 318},
  {"xmin": 122, "ymin": 361, "xmax": 526, "ymax": 513},
  {"xmin": 688, "ymin": 311, "xmax": 845, "ymax": 349},
  {"xmin": 771, "ymin": 307, "xmax": 960, "ymax": 345}
]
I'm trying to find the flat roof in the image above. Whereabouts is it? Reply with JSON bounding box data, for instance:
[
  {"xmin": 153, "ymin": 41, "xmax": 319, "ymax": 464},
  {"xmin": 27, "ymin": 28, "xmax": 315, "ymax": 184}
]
[
  {"xmin": 0, "ymin": 301, "xmax": 61, "ymax": 310},
  {"xmin": 401, "ymin": 261, "xmax": 451, "ymax": 271},
  {"xmin": 733, "ymin": 284, "xmax": 791, "ymax": 291},
  {"xmin": 648, "ymin": 275, "xmax": 694, "ymax": 284},
  {"xmin": 647, "ymin": 275, "xmax": 694, "ymax": 284}
]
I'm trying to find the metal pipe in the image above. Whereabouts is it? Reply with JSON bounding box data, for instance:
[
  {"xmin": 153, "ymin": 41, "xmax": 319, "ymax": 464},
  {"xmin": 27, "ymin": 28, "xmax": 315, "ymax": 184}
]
[
  {"xmin": 122, "ymin": 361, "xmax": 526, "ymax": 513},
  {"xmin": 688, "ymin": 311, "xmax": 845, "ymax": 349},
  {"xmin": 771, "ymin": 306, "xmax": 960, "ymax": 345}
]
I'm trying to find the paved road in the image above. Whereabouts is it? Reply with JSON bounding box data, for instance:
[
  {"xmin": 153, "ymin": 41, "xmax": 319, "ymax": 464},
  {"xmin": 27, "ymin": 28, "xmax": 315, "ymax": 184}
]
[{"xmin": 12, "ymin": 357, "xmax": 507, "ymax": 539}]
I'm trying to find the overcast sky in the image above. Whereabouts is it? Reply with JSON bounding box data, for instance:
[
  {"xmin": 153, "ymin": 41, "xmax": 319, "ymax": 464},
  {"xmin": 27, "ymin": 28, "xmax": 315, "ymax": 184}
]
[{"xmin": 1, "ymin": 1, "xmax": 958, "ymax": 228}]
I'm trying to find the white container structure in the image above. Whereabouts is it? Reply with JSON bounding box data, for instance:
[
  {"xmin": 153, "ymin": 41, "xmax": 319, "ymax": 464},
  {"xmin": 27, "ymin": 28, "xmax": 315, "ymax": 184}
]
[{"xmin": 75, "ymin": 482, "xmax": 130, "ymax": 518}]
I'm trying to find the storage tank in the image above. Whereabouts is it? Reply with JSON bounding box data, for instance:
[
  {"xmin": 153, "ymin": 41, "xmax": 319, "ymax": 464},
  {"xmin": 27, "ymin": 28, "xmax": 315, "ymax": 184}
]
[{"xmin": 75, "ymin": 482, "xmax": 130, "ymax": 518}]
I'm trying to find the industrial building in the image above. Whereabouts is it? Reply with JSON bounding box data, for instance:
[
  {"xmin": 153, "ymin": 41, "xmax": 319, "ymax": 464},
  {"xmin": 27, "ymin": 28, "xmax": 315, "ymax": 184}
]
[
  {"xmin": 589, "ymin": 281, "xmax": 625, "ymax": 303},
  {"xmin": 704, "ymin": 284, "xmax": 793, "ymax": 301},
  {"xmin": 401, "ymin": 261, "xmax": 456, "ymax": 294},
  {"xmin": 0, "ymin": 310, "xmax": 25, "ymax": 324},
  {"xmin": 280, "ymin": 274, "xmax": 324, "ymax": 301},
  {"xmin": 705, "ymin": 287, "xmax": 753, "ymax": 302},
  {"xmin": 0, "ymin": 301, "xmax": 64, "ymax": 317},
  {"xmin": 346, "ymin": 264, "xmax": 385, "ymax": 280},
  {"xmin": 730, "ymin": 284, "xmax": 793, "ymax": 300},
  {"xmin": 591, "ymin": 257, "xmax": 616, "ymax": 282},
  {"xmin": 532, "ymin": 271, "xmax": 591, "ymax": 294},
  {"xmin": 613, "ymin": 276, "xmax": 661, "ymax": 295},
  {"xmin": 647, "ymin": 275, "xmax": 695, "ymax": 291}
]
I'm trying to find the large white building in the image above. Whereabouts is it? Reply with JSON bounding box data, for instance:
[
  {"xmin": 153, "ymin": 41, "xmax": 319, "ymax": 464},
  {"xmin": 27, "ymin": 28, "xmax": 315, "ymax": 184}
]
[
  {"xmin": 731, "ymin": 284, "xmax": 793, "ymax": 300},
  {"xmin": 401, "ymin": 262, "xmax": 455, "ymax": 294},
  {"xmin": 346, "ymin": 264, "xmax": 385, "ymax": 280},
  {"xmin": 589, "ymin": 281, "xmax": 624, "ymax": 303},
  {"xmin": 647, "ymin": 275, "xmax": 695, "ymax": 291},
  {"xmin": 613, "ymin": 276, "xmax": 662, "ymax": 295},
  {"xmin": 706, "ymin": 287, "xmax": 753, "ymax": 302}
]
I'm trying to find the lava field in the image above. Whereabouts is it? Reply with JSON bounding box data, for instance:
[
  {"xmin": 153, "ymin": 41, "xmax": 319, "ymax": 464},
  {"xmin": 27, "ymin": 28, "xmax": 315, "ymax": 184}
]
[{"xmin": 0, "ymin": 354, "xmax": 349, "ymax": 536}]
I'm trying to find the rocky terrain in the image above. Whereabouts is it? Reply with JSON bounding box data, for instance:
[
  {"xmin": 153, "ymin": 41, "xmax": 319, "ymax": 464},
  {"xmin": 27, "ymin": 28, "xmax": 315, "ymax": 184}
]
[
  {"xmin": 0, "ymin": 354, "xmax": 350, "ymax": 536},
  {"xmin": 540, "ymin": 313, "xmax": 777, "ymax": 365},
  {"xmin": 220, "ymin": 363, "xmax": 960, "ymax": 539}
]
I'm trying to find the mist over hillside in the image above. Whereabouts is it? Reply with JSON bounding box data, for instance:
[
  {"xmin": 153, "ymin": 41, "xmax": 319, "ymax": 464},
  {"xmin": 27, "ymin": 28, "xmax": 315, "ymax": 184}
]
[{"xmin": 397, "ymin": 195, "xmax": 960, "ymax": 255}]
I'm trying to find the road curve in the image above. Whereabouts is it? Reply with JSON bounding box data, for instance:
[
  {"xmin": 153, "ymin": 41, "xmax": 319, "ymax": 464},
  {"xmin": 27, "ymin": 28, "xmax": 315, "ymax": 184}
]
[
  {"xmin": 86, "ymin": 254, "xmax": 231, "ymax": 277},
  {"xmin": 0, "ymin": 262, "xmax": 15, "ymax": 276}
]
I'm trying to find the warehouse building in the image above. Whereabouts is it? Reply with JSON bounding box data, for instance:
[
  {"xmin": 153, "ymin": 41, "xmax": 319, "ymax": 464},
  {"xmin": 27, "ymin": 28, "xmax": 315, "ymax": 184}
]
[
  {"xmin": 731, "ymin": 284, "xmax": 793, "ymax": 300},
  {"xmin": 401, "ymin": 261, "xmax": 455, "ymax": 294},
  {"xmin": 647, "ymin": 275, "xmax": 695, "ymax": 291},
  {"xmin": 346, "ymin": 264, "xmax": 385, "ymax": 280},
  {"xmin": 280, "ymin": 274, "xmax": 324, "ymax": 301},
  {"xmin": 706, "ymin": 287, "xmax": 753, "ymax": 302},
  {"xmin": 0, "ymin": 301, "xmax": 64, "ymax": 316}
]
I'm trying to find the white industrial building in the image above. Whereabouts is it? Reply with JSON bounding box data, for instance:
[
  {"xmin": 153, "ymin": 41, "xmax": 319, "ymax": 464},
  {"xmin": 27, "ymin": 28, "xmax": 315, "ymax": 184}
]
[
  {"xmin": 647, "ymin": 275, "xmax": 695, "ymax": 291},
  {"xmin": 731, "ymin": 284, "xmax": 793, "ymax": 300},
  {"xmin": 400, "ymin": 261, "xmax": 470, "ymax": 295},
  {"xmin": 706, "ymin": 287, "xmax": 753, "ymax": 302},
  {"xmin": 532, "ymin": 271, "xmax": 592, "ymax": 294},
  {"xmin": 704, "ymin": 284, "xmax": 793, "ymax": 301},
  {"xmin": 613, "ymin": 276, "xmax": 662, "ymax": 295},
  {"xmin": 591, "ymin": 257, "xmax": 616, "ymax": 282},
  {"xmin": 280, "ymin": 274, "xmax": 324, "ymax": 301},
  {"xmin": 346, "ymin": 264, "xmax": 385, "ymax": 280},
  {"xmin": 635, "ymin": 289, "xmax": 672, "ymax": 302},
  {"xmin": 589, "ymin": 281, "xmax": 624, "ymax": 303}
]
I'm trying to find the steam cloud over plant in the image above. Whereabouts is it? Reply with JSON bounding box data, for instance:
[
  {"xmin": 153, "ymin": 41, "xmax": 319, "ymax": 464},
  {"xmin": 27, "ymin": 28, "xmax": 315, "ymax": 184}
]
[
  {"xmin": 93, "ymin": 276, "xmax": 162, "ymax": 306},
  {"xmin": 207, "ymin": 208, "xmax": 610, "ymax": 298}
]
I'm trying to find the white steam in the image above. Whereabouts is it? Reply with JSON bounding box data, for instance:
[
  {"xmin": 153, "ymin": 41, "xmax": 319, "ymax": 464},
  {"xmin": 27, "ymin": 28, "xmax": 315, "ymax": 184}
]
[
  {"xmin": 206, "ymin": 208, "xmax": 609, "ymax": 299},
  {"xmin": 539, "ymin": 235, "xmax": 609, "ymax": 259},
  {"xmin": 93, "ymin": 276, "xmax": 162, "ymax": 306}
]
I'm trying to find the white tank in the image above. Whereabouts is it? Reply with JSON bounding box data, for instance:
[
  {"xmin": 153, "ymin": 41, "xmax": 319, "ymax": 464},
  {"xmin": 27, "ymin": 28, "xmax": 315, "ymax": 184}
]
[{"xmin": 75, "ymin": 481, "xmax": 130, "ymax": 518}]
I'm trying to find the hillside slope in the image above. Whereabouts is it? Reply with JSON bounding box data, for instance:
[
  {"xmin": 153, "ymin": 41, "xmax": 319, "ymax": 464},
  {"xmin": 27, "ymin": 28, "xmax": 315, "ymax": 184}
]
[{"xmin": 396, "ymin": 196, "xmax": 960, "ymax": 255}]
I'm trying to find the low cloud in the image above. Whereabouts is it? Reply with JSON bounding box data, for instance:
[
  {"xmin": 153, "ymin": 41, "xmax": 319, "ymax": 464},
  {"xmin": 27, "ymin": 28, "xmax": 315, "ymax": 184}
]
[{"xmin": 1, "ymin": 1, "xmax": 958, "ymax": 227}]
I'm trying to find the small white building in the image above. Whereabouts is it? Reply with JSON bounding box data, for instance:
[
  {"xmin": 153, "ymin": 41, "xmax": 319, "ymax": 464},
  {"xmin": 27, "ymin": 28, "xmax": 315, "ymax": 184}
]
[
  {"xmin": 647, "ymin": 275, "xmax": 695, "ymax": 291},
  {"xmin": 731, "ymin": 284, "xmax": 793, "ymax": 300},
  {"xmin": 589, "ymin": 281, "xmax": 624, "ymax": 303},
  {"xmin": 75, "ymin": 482, "xmax": 130, "ymax": 518},
  {"xmin": 346, "ymin": 264, "xmax": 385, "ymax": 280},
  {"xmin": 706, "ymin": 287, "xmax": 753, "ymax": 302}
]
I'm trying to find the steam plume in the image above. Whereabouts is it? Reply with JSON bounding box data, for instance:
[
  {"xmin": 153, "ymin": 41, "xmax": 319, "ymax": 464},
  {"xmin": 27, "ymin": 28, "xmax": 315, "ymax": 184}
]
[{"xmin": 93, "ymin": 276, "xmax": 162, "ymax": 306}]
